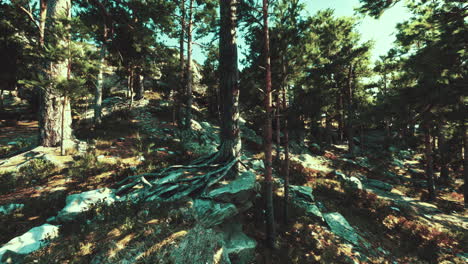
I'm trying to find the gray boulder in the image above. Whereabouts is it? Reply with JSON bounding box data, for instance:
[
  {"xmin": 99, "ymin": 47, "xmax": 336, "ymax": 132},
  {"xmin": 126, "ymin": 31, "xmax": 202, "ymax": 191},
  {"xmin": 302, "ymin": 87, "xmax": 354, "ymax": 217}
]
[
  {"xmin": 56, "ymin": 188, "xmax": 117, "ymax": 222},
  {"xmin": 208, "ymin": 171, "xmax": 256, "ymax": 205},
  {"xmin": 324, "ymin": 212, "xmax": 361, "ymax": 246},
  {"xmin": 365, "ymin": 179, "xmax": 393, "ymax": 192},
  {"xmin": 0, "ymin": 224, "xmax": 60, "ymax": 261},
  {"xmin": 323, "ymin": 212, "xmax": 371, "ymax": 250},
  {"xmin": 194, "ymin": 199, "xmax": 238, "ymax": 228},
  {"xmin": 289, "ymin": 185, "xmax": 323, "ymax": 221},
  {"xmin": 222, "ymin": 222, "xmax": 257, "ymax": 264}
]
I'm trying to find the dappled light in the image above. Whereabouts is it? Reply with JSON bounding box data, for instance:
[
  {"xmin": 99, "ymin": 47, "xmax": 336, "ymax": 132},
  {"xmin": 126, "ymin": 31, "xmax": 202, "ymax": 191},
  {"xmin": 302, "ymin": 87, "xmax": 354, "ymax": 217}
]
[{"xmin": 1, "ymin": 0, "xmax": 467, "ymax": 263}]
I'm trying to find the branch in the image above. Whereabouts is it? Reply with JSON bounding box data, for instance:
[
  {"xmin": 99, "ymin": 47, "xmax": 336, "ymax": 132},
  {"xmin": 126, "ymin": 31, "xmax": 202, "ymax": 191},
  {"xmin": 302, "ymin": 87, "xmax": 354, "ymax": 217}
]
[{"xmin": 16, "ymin": 5, "xmax": 40, "ymax": 31}]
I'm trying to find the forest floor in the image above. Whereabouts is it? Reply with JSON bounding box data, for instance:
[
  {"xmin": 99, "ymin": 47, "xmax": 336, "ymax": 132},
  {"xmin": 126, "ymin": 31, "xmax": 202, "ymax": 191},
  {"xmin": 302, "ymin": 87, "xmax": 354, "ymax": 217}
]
[{"xmin": 0, "ymin": 90, "xmax": 467, "ymax": 263}]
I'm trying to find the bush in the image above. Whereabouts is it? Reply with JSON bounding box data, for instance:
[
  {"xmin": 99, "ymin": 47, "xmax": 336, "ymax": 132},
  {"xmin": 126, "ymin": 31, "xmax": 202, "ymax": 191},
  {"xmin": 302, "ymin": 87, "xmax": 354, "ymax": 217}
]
[
  {"xmin": 18, "ymin": 158, "xmax": 56, "ymax": 183},
  {"xmin": 68, "ymin": 152, "xmax": 111, "ymax": 182}
]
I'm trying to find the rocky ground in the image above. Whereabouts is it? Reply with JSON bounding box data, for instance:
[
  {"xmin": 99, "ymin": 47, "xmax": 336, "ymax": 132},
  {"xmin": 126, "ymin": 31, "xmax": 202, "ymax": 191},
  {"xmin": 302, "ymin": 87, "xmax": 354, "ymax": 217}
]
[{"xmin": 0, "ymin": 90, "xmax": 467, "ymax": 263}]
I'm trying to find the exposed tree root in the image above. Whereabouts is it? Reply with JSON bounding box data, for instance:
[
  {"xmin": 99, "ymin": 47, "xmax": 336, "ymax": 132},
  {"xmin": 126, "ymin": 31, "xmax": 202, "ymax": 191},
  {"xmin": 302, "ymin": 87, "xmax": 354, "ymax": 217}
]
[{"xmin": 115, "ymin": 153, "xmax": 239, "ymax": 202}]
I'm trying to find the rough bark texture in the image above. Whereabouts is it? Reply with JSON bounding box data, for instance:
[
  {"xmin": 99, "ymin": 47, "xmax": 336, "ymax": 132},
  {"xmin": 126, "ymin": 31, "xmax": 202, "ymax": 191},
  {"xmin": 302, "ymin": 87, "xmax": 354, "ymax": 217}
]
[
  {"xmin": 424, "ymin": 120, "xmax": 436, "ymax": 201},
  {"xmin": 282, "ymin": 85, "xmax": 290, "ymax": 225},
  {"xmin": 39, "ymin": 0, "xmax": 47, "ymax": 45},
  {"xmin": 134, "ymin": 69, "xmax": 144, "ymax": 101},
  {"xmin": 94, "ymin": 43, "xmax": 106, "ymax": 125},
  {"xmin": 263, "ymin": 0, "xmax": 275, "ymax": 249},
  {"xmin": 462, "ymin": 117, "xmax": 468, "ymax": 207},
  {"xmin": 40, "ymin": 0, "xmax": 73, "ymax": 147},
  {"xmin": 275, "ymin": 89, "xmax": 281, "ymax": 163},
  {"xmin": 438, "ymin": 121, "xmax": 449, "ymax": 181},
  {"xmin": 346, "ymin": 64, "xmax": 355, "ymax": 155},
  {"xmin": 184, "ymin": 0, "xmax": 194, "ymax": 129},
  {"xmin": 218, "ymin": 0, "xmax": 241, "ymax": 165},
  {"xmin": 175, "ymin": 0, "xmax": 185, "ymax": 126}
]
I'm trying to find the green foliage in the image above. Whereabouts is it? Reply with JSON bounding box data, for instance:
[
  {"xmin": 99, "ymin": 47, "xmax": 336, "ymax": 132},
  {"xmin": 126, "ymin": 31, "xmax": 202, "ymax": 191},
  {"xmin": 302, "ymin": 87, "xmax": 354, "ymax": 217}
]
[
  {"xmin": 0, "ymin": 159, "xmax": 57, "ymax": 194},
  {"xmin": 68, "ymin": 152, "xmax": 111, "ymax": 182}
]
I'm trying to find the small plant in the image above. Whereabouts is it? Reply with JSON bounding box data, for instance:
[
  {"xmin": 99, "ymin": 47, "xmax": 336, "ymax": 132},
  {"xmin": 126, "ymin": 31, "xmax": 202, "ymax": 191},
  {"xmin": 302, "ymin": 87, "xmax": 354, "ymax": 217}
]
[
  {"xmin": 68, "ymin": 152, "xmax": 110, "ymax": 182},
  {"xmin": 18, "ymin": 158, "xmax": 56, "ymax": 184}
]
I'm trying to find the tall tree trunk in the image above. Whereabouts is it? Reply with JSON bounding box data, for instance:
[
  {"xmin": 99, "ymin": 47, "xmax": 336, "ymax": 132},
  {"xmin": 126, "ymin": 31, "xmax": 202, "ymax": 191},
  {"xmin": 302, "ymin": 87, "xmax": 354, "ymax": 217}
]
[
  {"xmin": 263, "ymin": 0, "xmax": 275, "ymax": 249},
  {"xmin": 282, "ymin": 85, "xmax": 290, "ymax": 226},
  {"xmin": 461, "ymin": 111, "xmax": 468, "ymax": 207},
  {"xmin": 338, "ymin": 94, "xmax": 344, "ymax": 142},
  {"xmin": 0, "ymin": 89, "xmax": 4, "ymax": 111},
  {"xmin": 438, "ymin": 121, "xmax": 449, "ymax": 181},
  {"xmin": 127, "ymin": 67, "xmax": 134, "ymax": 108},
  {"xmin": 184, "ymin": 0, "xmax": 194, "ymax": 129},
  {"xmin": 275, "ymin": 88, "xmax": 281, "ymax": 163},
  {"xmin": 346, "ymin": 64, "xmax": 355, "ymax": 155},
  {"xmin": 133, "ymin": 68, "xmax": 144, "ymax": 101},
  {"xmin": 39, "ymin": 0, "xmax": 47, "ymax": 45},
  {"xmin": 424, "ymin": 119, "xmax": 436, "ymax": 201},
  {"xmin": 40, "ymin": 0, "xmax": 72, "ymax": 148},
  {"xmin": 218, "ymin": 0, "xmax": 241, "ymax": 168},
  {"xmin": 94, "ymin": 40, "xmax": 106, "ymax": 125},
  {"xmin": 325, "ymin": 112, "xmax": 333, "ymax": 145},
  {"xmin": 174, "ymin": 0, "xmax": 185, "ymax": 126}
]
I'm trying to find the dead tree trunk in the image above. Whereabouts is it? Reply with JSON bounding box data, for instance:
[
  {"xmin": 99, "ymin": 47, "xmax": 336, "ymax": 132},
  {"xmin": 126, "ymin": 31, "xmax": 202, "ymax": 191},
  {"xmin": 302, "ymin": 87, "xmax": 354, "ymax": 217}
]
[
  {"xmin": 40, "ymin": 0, "xmax": 73, "ymax": 148},
  {"xmin": 263, "ymin": 0, "xmax": 275, "ymax": 249}
]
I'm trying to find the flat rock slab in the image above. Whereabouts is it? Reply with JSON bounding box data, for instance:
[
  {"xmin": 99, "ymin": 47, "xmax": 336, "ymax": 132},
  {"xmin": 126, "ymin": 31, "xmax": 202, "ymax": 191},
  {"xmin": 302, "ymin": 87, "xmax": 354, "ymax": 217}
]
[
  {"xmin": 56, "ymin": 188, "xmax": 117, "ymax": 222},
  {"xmin": 324, "ymin": 212, "xmax": 368, "ymax": 248},
  {"xmin": 222, "ymin": 222, "xmax": 257, "ymax": 264},
  {"xmin": 194, "ymin": 199, "xmax": 238, "ymax": 228},
  {"xmin": 365, "ymin": 179, "xmax": 393, "ymax": 192},
  {"xmin": 0, "ymin": 224, "xmax": 59, "ymax": 261},
  {"xmin": 208, "ymin": 171, "xmax": 256, "ymax": 205}
]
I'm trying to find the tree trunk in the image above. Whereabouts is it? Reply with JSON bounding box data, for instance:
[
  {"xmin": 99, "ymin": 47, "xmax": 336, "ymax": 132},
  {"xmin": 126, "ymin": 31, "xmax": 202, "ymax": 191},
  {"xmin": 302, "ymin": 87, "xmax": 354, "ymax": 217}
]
[
  {"xmin": 346, "ymin": 64, "xmax": 354, "ymax": 155},
  {"xmin": 438, "ymin": 121, "xmax": 449, "ymax": 182},
  {"xmin": 174, "ymin": 0, "xmax": 185, "ymax": 126},
  {"xmin": 275, "ymin": 88, "xmax": 281, "ymax": 163},
  {"xmin": 127, "ymin": 67, "xmax": 134, "ymax": 108},
  {"xmin": 133, "ymin": 68, "xmax": 144, "ymax": 101},
  {"xmin": 462, "ymin": 113, "xmax": 468, "ymax": 207},
  {"xmin": 338, "ymin": 94, "xmax": 344, "ymax": 142},
  {"xmin": 218, "ymin": 0, "xmax": 241, "ymax": 168},
  {"xmin": 40, "ymin": 0, "xmax": 73, "ymax": 148},
  {"xmin": 0, "ymin": 89, "xmax": 4, "ymax": 111},
  {"xmin": 282, "ymin": 85, "xmax": 290, "ymax": 226},
  {"xmin": 263, "ymin": 0, "xmax": 275, "ymax": 249},
  {"xmin": 39, "ymin": 0, "xmax": 47, "ymax": 45},
  {"xmin": 184, "ymin": 0, "xmax": 194, "ymax": 129},
  {"xmin": 424, "ymin": 119, "xmax": 436, "ymax": 201},
  {"xmin": 94, "ymin": 42, "xmax": 106, "ymax": 125}
]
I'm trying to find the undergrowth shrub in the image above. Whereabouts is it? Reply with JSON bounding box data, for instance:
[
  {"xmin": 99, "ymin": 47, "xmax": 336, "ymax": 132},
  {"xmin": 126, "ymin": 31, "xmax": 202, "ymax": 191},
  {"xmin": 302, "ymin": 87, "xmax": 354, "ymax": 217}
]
[
  {"xmin": 0, "ymin": 159, "xmax": 57, "ymax": 193},
  {"xmin": 68, "ymin": 152, "xmax": 112, "ymax": 181},
  {"xmin": 383, "ymin": 215, "xmax": 460, "ymax": 260},
  {"xmin": 18, "ymin": 158, "xmax": 56, "ymax": 183}
]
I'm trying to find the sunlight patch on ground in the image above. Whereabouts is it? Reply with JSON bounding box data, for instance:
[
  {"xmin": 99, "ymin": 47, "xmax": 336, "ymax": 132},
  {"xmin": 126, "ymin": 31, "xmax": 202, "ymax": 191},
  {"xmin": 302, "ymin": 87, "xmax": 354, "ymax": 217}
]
[
  {"xmin": 134, "ymin": 230, "xmax": 187, "ymax": 261},
  {"xmin": 108, "ymin": 233, "xmax": 137, "ymax": 258}
]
